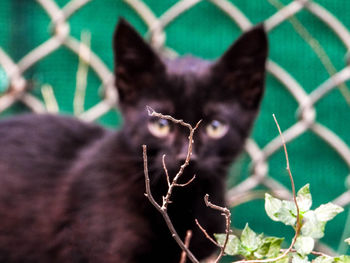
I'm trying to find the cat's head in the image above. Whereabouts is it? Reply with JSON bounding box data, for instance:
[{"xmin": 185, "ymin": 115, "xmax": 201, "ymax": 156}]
[{"xmin": 113, "ymin": 18, "xmax": 268, "ymax": 180}]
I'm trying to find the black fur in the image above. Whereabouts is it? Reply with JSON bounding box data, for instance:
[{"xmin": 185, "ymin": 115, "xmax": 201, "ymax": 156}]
[{"xmin": 0, "ymin": 19, "xmax": 268, "ymax": 262}]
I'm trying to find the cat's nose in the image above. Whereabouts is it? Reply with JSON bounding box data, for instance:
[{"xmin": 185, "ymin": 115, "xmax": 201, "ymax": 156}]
[{"xmin": 176, "ymin": 139, "xmax": 198, "ymax": 163}]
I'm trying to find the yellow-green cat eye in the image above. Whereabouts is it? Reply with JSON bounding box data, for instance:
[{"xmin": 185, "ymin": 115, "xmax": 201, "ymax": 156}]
[
  {"xmin": 206, "ymin": 120, "xmax": 228, "ymax": 139},
  {"xmin": 148, "ymin": 118, "xmax": 171, "ymax": 138}
]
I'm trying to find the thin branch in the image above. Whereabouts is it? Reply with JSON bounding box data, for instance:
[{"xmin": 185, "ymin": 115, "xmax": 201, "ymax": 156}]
[
  {"xmin": 232, "ymin": 114, "xmax": 301, "ymax": 263},
  {"xmin": 195, "ymin": 219, "xmax": 219, "ymax": 247},
  {"xmin": 272, "ymin": 114, "xmax": 301, "ymax": 235},
  {"xmin": 146, "ymin": 105, "xmax": 192, "ymax": 130},
  {"xmin": 179, "ymin": 230, "xmax": 193, "ymax": 263},
  {"xmin": 143, "ymin": 107, "xmax": 201, "ymax": 263},
  {"xmin": 204, "ymin": 194, "xmax": 231, "ymax": 263},
  {"xmin": 143, "ymin": 145, "xmax": 162, "ymax": 212},
  {"xmin": 174, "ymin": 174, "xmax": 196, "ymax": 187},
  {"xmin": 280, "ymin": 248, "xmax": 332, "ymax": 258},
  {"xmin": 162, "ymin": 154, "xmax": 171, "ymax": 188}
]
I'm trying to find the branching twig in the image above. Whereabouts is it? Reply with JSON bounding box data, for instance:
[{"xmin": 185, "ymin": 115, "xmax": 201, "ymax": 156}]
[
  {"xmin": 146, "ymin": 106, "xmax": 201, "ymax": 211},
  {"xmin": 143, "ymin": 106, "xmax": 201, "ymax": 263},
  {"xmin": 179, "ymin": 230, "xmax": 193, "ymax": 263}
]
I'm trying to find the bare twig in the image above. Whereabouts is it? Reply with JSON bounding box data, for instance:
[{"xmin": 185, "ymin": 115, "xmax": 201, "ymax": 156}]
[
  {"xmin": 174, "ymin": 175, "xmax": 196, "ymax": 187},
  {"xmin": 162, "ymin": 154, "xmax": 171, "ymax": 188},
  {"xmin": 272, "ymin": 114, "xmax": 301, "ymax": 236},
  {"xmin": 195, "ymin": 219, "xmax": 219, "ymax": 247},
  {"xmin": 179, "ymin": 230, "xmax": 193, "ymax": 263},
  {"xmin": 204, "ymin": 194, "xmax": 231, "ymax": 263},
  {"xmin": 143, "ymin": 107, "xmax": 201, "ymax": 263}
]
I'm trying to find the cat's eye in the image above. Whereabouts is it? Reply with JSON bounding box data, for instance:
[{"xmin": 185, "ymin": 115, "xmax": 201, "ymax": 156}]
[
  {"xmin": 148, "ymin": 118, "xmax": 171, "ymax": 138},
  {"xmin": 206, "ymin": 120, "xmax": 228, "ymax": 139}
]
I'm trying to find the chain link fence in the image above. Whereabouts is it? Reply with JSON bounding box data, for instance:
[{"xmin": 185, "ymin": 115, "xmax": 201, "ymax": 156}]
[{"xmin": 0, "ymin": 0, "xmax": 349, "ymax": 256}]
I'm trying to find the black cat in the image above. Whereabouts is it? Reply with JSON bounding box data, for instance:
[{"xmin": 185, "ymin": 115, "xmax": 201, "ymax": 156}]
[{"xmin": 0, "ymin": 19, "xmax": 268, "ymax": 262}]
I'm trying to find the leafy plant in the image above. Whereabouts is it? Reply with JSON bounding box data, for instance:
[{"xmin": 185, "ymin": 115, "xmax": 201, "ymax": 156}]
[
  {"xmin": 215, "ymin": 224, "xmax": 283, "ymax": 259},
  {"xmin": 215, "ymin": 184, "xmax": 349, "ymax": 263}
]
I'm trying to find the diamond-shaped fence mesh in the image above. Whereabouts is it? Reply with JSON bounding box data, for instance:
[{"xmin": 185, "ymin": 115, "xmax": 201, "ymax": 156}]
[{"xmin": 0, "ymin": 0, "xmax": 349, "ymax": 257}]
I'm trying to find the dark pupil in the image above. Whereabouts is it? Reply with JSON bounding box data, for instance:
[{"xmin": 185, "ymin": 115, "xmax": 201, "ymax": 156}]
[
  {"xmin": 158, "ymin": 119, "xmax": 168, "ymax": 128},
  {"xmin": 211, "ymin": 120, "xmax": 221, "ymax": 130}
]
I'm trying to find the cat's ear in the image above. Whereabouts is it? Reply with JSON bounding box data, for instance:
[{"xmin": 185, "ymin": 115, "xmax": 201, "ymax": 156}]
[
  {"xmin": 212, "ymin": 24, "xmax": 268, "ymax": 109},
  {"xmin": 113, "ymin": 18, "xmax": 165, "ymax": 104}
]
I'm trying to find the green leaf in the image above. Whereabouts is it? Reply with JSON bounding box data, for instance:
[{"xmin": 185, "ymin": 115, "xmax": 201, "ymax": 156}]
[
  {"xmin": 241, "ymin": 223, "xmax": 262, "ymax": 252},
  {"xmin": 265, "ymin": 193, "xmax": 283, "ymax": 221},
  {"xmin": 292, "ymin": 253, "xmax": 310, "ymax": 263},
  {"xmin": 255, "ymin": 236, "xmax": 284, "ymax": 258},
  {"xmin": 265, "ymin": 193, "xmax": 297, "ymax": 226},
  {"xmin": 214, "ymin": 233, "xmax": 245, "ymax": 256},
  {"xmin": 296, "ymin": 184, "xmax": 312, "ymax": 212},
  {"xmin": 313, "ymin": 256, "xmax": 334, "ymax": 263},
  {"xmin": 301, "ymin": 211, "xmax": 326, "ymax": 239},
  {"xmin": 334, "ymin": 256, "xmax": 350, "ymax": 263},
  {"xmin": 294, "ymin": 236, "xmax": 315, "ymax": 255},
  {"xmin": 276, "ymin": 200, "xmax": 297, "ymax": 226},
  {"xmin": 254, "ymin": 242, "xmax": 269, "ymax": 259},
  {"xmin": 345, "ymin": 238, "xmax": 350, "ymax": 245},
  {"xmin": 265, "ymin": 237, "xmax": 284, "ymax": 258},
  {"xmin": 315, "ymin": 203, "xmax": 344, "ymax": 222}
]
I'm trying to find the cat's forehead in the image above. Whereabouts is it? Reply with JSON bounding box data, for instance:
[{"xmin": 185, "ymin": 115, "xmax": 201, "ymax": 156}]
[{"xmin": 164, "ymin": 56, "xmax": 212, "ymax": 76}]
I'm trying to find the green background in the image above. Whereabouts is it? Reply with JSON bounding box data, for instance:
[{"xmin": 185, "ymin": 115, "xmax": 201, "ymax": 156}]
[{"xmin": 0, "ymin": 0, "xmax": 349, "ymax": 258}]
